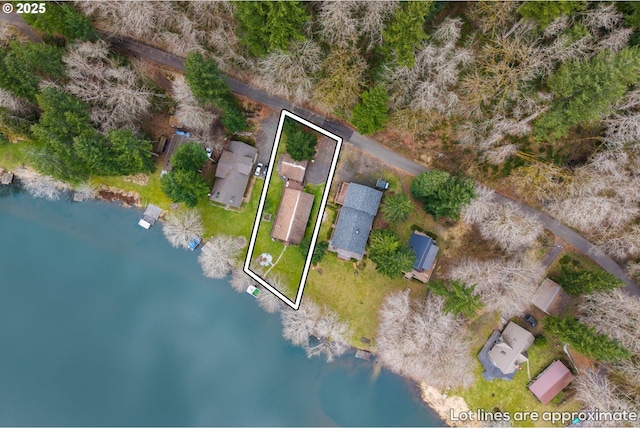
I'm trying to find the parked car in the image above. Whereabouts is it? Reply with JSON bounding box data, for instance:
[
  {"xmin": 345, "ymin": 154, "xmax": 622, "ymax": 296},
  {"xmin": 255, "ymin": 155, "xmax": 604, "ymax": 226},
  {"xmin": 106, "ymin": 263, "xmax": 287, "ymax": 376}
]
[
  {"xmin": 525, "ymin": 314, "xmax": 538, "ymax": 328},
  {"xmin": 205, "ymin": 147, "xmax": 212, "ymax": 158},
  {"xmin": 254, "ymin": 162, "xmax": 263, "ymax": 176},
  {"xmin": 262, "ymin": 163, "xmax": 269, "ymax": 178}
]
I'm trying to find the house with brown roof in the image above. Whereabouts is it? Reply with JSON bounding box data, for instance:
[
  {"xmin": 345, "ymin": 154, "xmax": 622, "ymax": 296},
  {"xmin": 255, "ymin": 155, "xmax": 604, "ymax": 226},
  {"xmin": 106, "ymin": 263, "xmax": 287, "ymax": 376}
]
[
  {"xmin": 210, "ymin": 140, "xmax": 258, "ymax": 208},
  {"xmin": 532, "ymin": 278, "xmax": 565, "ymax": 315},
  {"xmin": 479, "ymin": 322, "xmax": 535, "ymax": 380},
  {"xmin": 529, "ymin": 360, "xmax": 573, "ymax": 405},
  {"xmin": 271, "ymin": 187, "xmax": 314, "ymax": 245},
  {"xmin": 279, "ymin": 153, "xmax": 308, "ymax": 184}
]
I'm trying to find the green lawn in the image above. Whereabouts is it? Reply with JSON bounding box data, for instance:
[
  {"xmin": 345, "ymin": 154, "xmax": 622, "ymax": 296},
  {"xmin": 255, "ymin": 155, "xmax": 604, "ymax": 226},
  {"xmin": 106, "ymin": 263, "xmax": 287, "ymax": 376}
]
[
  {"xmin": 91, "ymin": 172, "xmax": 173, "ymax": 208},
  {"xmin": 0, "ymin": 141, "xmax": 32, "ymax": 170},
  {"xmin": 306, "ymin": 252, "xmax": 428, "ymax": 349}
]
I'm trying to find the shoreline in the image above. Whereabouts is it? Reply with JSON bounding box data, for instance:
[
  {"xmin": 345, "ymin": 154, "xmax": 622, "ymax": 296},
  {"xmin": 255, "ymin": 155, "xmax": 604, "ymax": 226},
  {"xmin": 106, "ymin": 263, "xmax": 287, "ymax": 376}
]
[
  {"xmin": 420, "ymin": 383, "xmax": 478, "ymax": 428},
  {"xmin": 7, "ymin": 167, "xmax": 456, "ymax": 426}
]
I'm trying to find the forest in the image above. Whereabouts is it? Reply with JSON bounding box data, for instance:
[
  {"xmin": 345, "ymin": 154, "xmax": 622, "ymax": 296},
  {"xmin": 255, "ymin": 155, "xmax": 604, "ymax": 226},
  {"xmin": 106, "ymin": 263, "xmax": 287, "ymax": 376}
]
[{"xmin": 1, "ymin": 1, "xmax": 640, "ymax": 421}]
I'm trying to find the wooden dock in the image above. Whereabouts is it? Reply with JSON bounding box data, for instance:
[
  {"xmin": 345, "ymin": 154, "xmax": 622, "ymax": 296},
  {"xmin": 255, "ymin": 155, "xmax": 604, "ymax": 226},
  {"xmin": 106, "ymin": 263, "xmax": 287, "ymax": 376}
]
[
  {"xmin": 1, "ymin": 171, "xmax": 14, "ymax": 185},
  {"xmin": 355, "ymin": 350, "xmax": 372, "ymax": 361}
]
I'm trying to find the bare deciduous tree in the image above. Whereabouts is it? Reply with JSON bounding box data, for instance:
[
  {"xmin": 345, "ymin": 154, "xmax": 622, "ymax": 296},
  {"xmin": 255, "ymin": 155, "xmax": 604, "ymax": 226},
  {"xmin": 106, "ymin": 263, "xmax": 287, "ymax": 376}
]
[
  {"xmin": 463, "ymin": 190, "xmax": 543, "ymax": 253},
  {"xmin": 281, "ymin": 299, "xmax": 321, "ymax": 347},
  {"xmin": 256, "ymin": 274, "xmax": 291, "ymax": 314},
  {"xmin": 171, "ymin": 76, "xmax": 219, "ymax": 151},
  {"xmin": 313, "ymin": 49, "xmax": 366, "ymax": 114},
  {"xmin": 448, "ymin": 255, "xmax": 544, "ymax": 319},
  {"xmin": 16, "ymin": 167, "xmax": 69, "ymax": 201},
  {"xmin": 75, "ymin": 182, "xmax": 96, "ymax": 200},
  {"xmin": 230, "ymin": 268, "xmax": 254, "ymax": 294},
  {"xmin": 573, "ymin": 369, "xmax": 635, "ymax": 423},
  {"xmin": 63, "ymin": 40, "xmax": 154, "ymax": 132},
  {"xmin": 281, "ymin": 301, "xmax": 351, "ymax": 362},
  {"xmin": 162, "ymin": 209, "xmax": 204, "ymax": 250},
  {"xmin": 316, "ymin": 1, "xmax": 359, "ymax": 49},
  {"xmin": 0, "ymin": 88, "xmax": 32, "ymax": 114},
  {"xmin": 306, "ymin": 309, "xmax": 350, "ymax": 362},
  {"xmin": 580, "ymin": 289, "xmax": 640, "ymax": 354},
  {"xmin": 386, "ymin": 18, "xmax": 472, "ymax": 117},
  {"xmin": 376, "ymin": 291, "xmax": 475, "ymax": 390},
  {"xmin": 254, "ymin": 40, "xmax": 322, "ymax": 104},
  {"xmin": 198, "ymin": 235, "xmax": 246, "ymax": 279}
]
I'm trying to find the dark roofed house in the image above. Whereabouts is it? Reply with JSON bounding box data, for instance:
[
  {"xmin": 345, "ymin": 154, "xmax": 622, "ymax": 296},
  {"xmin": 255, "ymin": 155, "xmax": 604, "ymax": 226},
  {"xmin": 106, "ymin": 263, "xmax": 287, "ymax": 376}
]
[
  {"xmin": 279, "ymin": 153, "xmax": 308, "ymax": 183},
  {"xmin": 210, "ymin": 140, "xmax": 258, "ymax": 208},
  {"xmin": 328, "ymin": 182, "xmax": 382, "ymax": 261},
  {"xmin": 404, "ymin": 231, "xmax": 439, "ymax": 282},
  {"xmin": 529, "ymin": 360, "xmax": 573, "ymax": 405},
  {"xmin": 479, "ymin": 321, "xmax": 535, "ymax": 381},
  {"xmin": 271, "ymin": 188, "xmax": 314, "ymax": 245}
]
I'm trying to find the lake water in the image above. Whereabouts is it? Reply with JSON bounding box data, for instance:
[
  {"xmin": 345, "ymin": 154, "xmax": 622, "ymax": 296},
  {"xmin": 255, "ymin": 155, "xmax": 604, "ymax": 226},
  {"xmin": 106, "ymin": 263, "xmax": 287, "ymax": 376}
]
[{"xmin": 0, "ymin": 190, "xmax": 442, "ymax": 426}]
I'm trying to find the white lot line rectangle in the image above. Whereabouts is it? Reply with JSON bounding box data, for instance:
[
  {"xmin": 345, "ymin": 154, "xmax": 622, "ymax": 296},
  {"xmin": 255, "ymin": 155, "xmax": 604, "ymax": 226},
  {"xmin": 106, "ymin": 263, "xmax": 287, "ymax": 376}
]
[{"xmin": 243, "ymin": 110, "xmax": 343, "ymax": 310}]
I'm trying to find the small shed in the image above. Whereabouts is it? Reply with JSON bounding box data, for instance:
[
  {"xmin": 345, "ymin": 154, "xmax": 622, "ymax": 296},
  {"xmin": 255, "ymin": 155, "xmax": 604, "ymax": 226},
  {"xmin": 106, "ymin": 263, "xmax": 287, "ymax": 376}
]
[
  {"xmin": 532, "ymin": 278, "xmax": 562, "ymax": 314},
  {"xmin": 138, "ymin": 204, "xmax": 162, "ymax": 229},
  {"xmin": 1, "ymin": 171, "xmax": 14, "ymax": 185},
  {"xmin": 529, "ymin": 360, "xmax": 573, "ymax": 405}
]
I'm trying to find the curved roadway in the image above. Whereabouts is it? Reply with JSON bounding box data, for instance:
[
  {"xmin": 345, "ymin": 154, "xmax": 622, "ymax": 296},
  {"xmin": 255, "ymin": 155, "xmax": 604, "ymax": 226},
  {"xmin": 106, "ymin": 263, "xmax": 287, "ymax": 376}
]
[{"xmin": 2, "ymin": 13, "xmax": 637, "ymax": 294}]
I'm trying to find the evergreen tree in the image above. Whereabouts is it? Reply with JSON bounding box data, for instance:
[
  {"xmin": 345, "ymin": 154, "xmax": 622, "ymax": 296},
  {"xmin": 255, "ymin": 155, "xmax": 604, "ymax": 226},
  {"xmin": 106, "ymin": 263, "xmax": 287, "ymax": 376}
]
[
  {"xmin": 31, "ymin": 88, "xmax": 94, "ymax": 179},
  {"xmin": 381, "ymin": 193, "xmax": 413, "ymax": 223},
  {"xmin": 106, "ymin": 129, "xmax": 155, "ymax": 175},
  {"xmin": 410, "ymin": 170, "xmax": 450, "ymax": 201},
  {"xmin": 368, "ymin": 229, "xmax": 415, "ymax": 278},
  {"xmin": 161, "ymin": 169, "xmax": 209, "ymax": 207},
  {"xmin": 382, "ymin": 1, "xmax": 435, "ymax": 67},
  {"xmin": 183, "ymin": 52, "xmax": 247, "ymax": 132},
  {"xmin": 430, "ymin": 176, "xmax": 476, "ymax": 220},
  {"xmin": 22, "ymin": 3, "xmax": 96, "ymax": 41},
  {"xmin": 171, "ymin": 142, "xmax": 208, "ymax": 172},
  {"xmin": 430, "ymin": 279, "xmax": 483, "ymax": 318},
  {"xmin": 544, "ymin": 316, "xmax": 631, "ymax": 361},
  {"xmin": 300, "ymin": 237, "xmax": 328, "ymax": 265},
  {"xmin": 351, "ymin": 84, "xmax": 389, "ymax": 135},
  {"xmin": 0, "ymin": 42, "xmax": 65, "ymax": 101},
  {"xmin": 517, "ymin": 1, "xmax": 586, "ymax": 29},
  {"xmin": 368, "ymin": 229, "xmax": 401, "ymax": 257},
  {"xmin": 411, "ymin": 171, "xmax": 474, "ymax": 220},
  {"xmin": 373, "ymin": 245, "xmax": 415, "ymax": 278},
  {"xmin": 534, "ymin": 48, "xmax": 640, "ymax": 141},
  {"xmin": 184, "ymin": 52, "xmax": 229, "ymax": 105},
  {"xmin": 283, "ymin": 120, "xmax": 317, "ymax": 161},
  {"xmin": 556, "ymin": 256, "xmax": 625, "ymax": 295},
  {"xmin": 235, "ymin": 1, "xmax": 310, "ymax": 57}
]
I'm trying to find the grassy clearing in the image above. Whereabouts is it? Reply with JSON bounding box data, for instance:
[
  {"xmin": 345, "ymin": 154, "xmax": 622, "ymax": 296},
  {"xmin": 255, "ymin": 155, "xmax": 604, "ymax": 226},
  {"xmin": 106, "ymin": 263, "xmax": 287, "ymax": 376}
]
[
  {"xmin": 0, "ymin": 141, "xmax": 32, "ymax": 170},
  {"xmin": 91, "ymin": 171, "xmax": 172, "ymax": 208},
  {"xmin": 305, "ymin": 253, "xmax": 428, "ymax": 349}
]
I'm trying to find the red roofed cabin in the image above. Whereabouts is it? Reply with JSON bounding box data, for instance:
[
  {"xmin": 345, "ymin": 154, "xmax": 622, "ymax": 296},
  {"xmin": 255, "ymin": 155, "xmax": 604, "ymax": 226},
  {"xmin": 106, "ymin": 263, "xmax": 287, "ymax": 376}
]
[{"xmin": 528, "ymin": 360, "xmax": 574, "ymax": 405}]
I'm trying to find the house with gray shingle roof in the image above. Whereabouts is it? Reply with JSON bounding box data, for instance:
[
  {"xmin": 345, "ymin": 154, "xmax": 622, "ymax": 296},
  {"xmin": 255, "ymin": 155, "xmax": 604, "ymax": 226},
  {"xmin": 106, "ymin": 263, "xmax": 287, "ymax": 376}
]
[
  {"xmin": 328, "ymin": 182, "xmax": 382, "ymax": 261},
  {"xmin": 210, "ymin": 140, "xmax": 257, "ymax": 208}
]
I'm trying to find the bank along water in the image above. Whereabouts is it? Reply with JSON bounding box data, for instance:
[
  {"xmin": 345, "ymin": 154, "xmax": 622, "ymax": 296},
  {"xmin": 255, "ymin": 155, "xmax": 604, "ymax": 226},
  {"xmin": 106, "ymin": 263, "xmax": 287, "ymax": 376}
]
[{"xmin": 0, "ymin": 191, "xmax": 442, "ymax": 426}]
